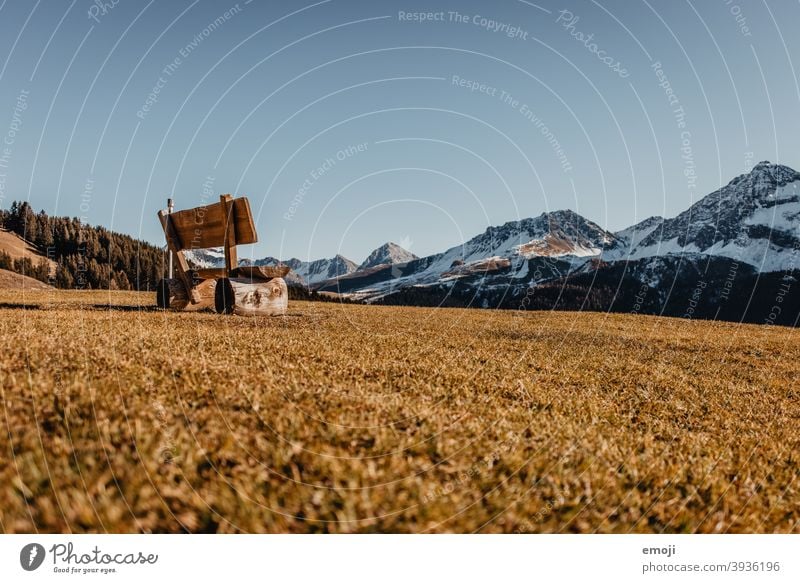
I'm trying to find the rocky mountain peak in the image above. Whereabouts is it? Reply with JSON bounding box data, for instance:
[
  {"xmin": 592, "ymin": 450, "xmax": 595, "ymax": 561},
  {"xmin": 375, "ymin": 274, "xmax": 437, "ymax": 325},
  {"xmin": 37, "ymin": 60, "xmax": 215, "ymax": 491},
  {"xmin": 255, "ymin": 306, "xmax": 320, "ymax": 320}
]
[
  {"xmin": 358, "ymin": 242, "xmax": 417, "ymax": 270},
  {"xmin": 629, "ymin": 161, "xmax": 800, "ymax": 263},
  {"xmin": 726, "ymin": 161, "xmax": 800, "ymax": 197}
]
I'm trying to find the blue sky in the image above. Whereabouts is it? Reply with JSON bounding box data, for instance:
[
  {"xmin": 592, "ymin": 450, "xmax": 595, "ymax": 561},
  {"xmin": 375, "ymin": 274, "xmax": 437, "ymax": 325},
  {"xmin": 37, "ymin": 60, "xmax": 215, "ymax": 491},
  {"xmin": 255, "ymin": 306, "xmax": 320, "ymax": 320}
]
[{"xmin": 0, "ymin": 0, "xmax": 798, "ymax": 263}]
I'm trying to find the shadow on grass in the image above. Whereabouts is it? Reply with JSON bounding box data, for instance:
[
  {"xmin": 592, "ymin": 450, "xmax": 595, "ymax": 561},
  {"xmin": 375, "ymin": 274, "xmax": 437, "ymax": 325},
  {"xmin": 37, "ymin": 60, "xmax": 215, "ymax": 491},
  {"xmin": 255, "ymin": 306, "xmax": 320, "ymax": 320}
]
[
  {"xmin": 0, "ymin": 302, "xmax": 307, "ymax": 316},
  {"xmin": 0, "ymin": 302, "xmax": 163, "ymax": 312},
  {"xmin": 0, "ymin": 302, "xmax": 44, "ymax": 310},
  {"xmin": 90, "ymin": 304, "xmax": 162, "ymax": 312}
]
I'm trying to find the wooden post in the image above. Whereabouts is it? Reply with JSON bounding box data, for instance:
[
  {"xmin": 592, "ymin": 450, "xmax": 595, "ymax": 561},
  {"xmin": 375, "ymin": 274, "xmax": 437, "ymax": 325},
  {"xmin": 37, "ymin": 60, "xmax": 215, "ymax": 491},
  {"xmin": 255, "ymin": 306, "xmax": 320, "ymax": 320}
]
[
  {"xmin": 156, "ymin": 278, "xmax": 216, "ymax": 311},
  {"xmin": 215, "ymin": 277, "xmax": 287, "ymax": 316},
  {"xmin": 220, "ymin": 194, "xmax": 237, "ymax": 275},
  {"xmin": 167, "ymin": 198, "xmax": 174, "ymax": 278}
]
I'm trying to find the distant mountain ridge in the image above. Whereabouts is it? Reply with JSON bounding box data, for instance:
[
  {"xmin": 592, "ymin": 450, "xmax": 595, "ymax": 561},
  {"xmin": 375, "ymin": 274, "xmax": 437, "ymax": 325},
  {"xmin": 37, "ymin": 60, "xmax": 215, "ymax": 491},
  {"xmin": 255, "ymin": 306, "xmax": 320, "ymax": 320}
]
[
  {"xmin": 316, "ymin": 209, "xmax": 625, "ymax": 298},
  {"xmin": 187, "ymin": 161, "xmax": 800, "ymax": 325},
  {"xmin": 185, "ymin": 243, "xmax": 414, "ymax": 286},
  {"xmin": 321, "ymin": 161, "xmax": 800, "ymax": 325},
  {"xmin": 278, "ymin": 254, "xmax": 358, "ymax": 286}
]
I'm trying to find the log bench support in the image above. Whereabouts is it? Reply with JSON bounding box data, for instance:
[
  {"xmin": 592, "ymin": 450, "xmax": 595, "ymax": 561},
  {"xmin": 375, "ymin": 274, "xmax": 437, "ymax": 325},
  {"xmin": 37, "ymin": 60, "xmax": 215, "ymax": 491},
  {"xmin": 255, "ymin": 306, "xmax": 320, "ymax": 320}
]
[
  {"xmin": 215, "ymin": 277, "xmax": 288, "ymax": 316},
  {"xmin": 156, "ymin": 278, "xmax": 216, "ymax": 312}
]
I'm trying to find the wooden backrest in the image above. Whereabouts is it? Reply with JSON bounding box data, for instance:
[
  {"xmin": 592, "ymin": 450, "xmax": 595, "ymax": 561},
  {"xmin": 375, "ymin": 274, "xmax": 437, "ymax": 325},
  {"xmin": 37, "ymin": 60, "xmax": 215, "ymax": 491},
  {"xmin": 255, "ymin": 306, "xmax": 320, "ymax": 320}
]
[{"xmin": 165, "ymin": 196, "xmax": 257, "ymax": 250}]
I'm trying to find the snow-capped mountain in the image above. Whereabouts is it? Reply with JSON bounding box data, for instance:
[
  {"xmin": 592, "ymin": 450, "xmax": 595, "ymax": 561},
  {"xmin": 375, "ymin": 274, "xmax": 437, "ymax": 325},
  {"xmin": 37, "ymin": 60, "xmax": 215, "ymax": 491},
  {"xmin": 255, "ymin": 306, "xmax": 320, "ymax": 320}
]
[
  {"xmin": 183, "ymin": 247, "xmax": 226, "ymax": 269},
  {"xmin": 627, "ymin": 161, "xmax": 800, "ymax": 271},
  {"xmin": 409, "ymin": 209, "xmax": 621, "ymax": 283},
  {"xmin": 358, "ymin": 242, "xmax": 417, "ymax": 270},
  {"xmin": 291, "ymin": 255, "xmax": 358, "ymax": 285},
  {"xmin": 316, "ymin": 209, "xmax": 622, "ymax": 298},
  {"xmin": 183, "ymin": 248, "xmax": 357, "ymax": 286},
  {"xmin": 432, "ymin": 209, "xmax": 620, "ymax": 264},
  {"xmin": 320, "ymin": 161, "xmax": 800, "ymax": 325},
  {"xmin": 256, "ymin": 254, "xmax": 358, "ymax": 285}
]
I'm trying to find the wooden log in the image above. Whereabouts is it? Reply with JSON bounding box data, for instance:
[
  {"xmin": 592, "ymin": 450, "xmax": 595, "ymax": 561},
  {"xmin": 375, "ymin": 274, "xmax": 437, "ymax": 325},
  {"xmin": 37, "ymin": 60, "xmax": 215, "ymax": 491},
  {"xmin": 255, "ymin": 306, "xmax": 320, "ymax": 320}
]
[
  {"xmin": 156, "ymin": 278, "xmax": 216, "ymax": 312},
  {"xmin": 215, "ymin": 277, "xmax": 288, "ymax": 316}
]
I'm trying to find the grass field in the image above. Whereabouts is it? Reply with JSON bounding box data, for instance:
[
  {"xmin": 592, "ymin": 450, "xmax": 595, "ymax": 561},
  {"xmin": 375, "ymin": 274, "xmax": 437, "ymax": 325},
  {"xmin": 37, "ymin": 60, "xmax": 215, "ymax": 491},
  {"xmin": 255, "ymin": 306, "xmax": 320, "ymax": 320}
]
[{"xmin": 0, "ymin": 290, "xmax": 798, "ymax": 533}]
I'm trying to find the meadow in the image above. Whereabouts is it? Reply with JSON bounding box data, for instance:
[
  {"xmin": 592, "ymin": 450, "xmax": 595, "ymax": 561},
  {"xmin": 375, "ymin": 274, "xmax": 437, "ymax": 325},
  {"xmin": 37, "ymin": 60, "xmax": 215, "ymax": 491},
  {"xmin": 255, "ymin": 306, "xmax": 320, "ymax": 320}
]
[{"xmin": 0, "ymin": 290, "xmax": 797, "ymax": 533}]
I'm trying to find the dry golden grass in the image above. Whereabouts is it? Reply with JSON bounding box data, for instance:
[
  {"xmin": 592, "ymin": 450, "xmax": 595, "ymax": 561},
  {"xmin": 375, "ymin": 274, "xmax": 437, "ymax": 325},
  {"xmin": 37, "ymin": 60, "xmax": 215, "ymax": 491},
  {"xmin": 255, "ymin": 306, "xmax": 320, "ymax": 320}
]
[
  {"xmin": 0, "ymin": 290, "xmax": 798, "ymax": 533},
  {"xmin": 0, "ymin": 268, "xmax": 53, "ymax": 290}
]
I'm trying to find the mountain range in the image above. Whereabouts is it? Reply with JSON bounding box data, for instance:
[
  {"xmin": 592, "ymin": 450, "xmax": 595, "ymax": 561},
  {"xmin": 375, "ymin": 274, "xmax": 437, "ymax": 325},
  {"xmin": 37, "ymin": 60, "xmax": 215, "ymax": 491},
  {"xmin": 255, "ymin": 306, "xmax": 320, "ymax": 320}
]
[{"xmin": 185, "ymin": 161, "xmax": 800, "ymax": 325}]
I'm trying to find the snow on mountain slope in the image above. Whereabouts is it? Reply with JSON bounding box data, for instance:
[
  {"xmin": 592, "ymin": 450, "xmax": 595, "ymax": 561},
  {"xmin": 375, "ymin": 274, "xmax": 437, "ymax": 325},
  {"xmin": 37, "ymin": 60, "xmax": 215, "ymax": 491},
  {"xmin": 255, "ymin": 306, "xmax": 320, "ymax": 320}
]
[
  {"xmin": 515, "ymin": 232, "xmax": 603, "ymax": 258},
  {"xmin": 408, "ymin": 209, "xmax": 620, "ymax": 282},
  {"xmin": 183, "ymin": 247, "xmax": 357, "ymax": 286},
  {"xmin": 257, "ymin": 254, "xmax": 358, "ymax": 285},
  {"xmin": 604, "ymin": 216, "xmax": 664, "ymax": 261},
  {"xmin": 441, "ymin": 256, "xmax": 511, "ymax": 280},
  {"xmin": 323, "ymin": 210, "xmax": 621, "ymax": 299},
  {"xmin": 183, "ymin": 247, "xmax": 226, "ymax": 269},
  {"xmin": 628, "ymin": 162, "xmax": 800, "ymax": 271},
  {"xmin": 462, "ymin": 210, "xmax": 619, "ymax": 261},
  {"xmin": 295, "ymin": 255, "xmax": 358, "ymax": 284}
]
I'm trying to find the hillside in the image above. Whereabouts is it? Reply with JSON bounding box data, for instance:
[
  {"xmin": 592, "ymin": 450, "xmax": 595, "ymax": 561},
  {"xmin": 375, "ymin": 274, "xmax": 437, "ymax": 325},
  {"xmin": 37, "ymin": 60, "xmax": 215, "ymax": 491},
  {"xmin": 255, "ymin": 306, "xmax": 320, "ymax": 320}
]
[
  {"xmin": 0, "ymin": 268, "xmax": 53, "ymax": 290},
  {"xmin": 1, "ymin": 290, "xmax": 797, "ymax": 533},
  {"xmin": 0, "ymin": 201, "xmax": 164, "ymax": 290},
  {"xmin": 0, "ymin": 228, "xmax": 58, "ymax": 275}
]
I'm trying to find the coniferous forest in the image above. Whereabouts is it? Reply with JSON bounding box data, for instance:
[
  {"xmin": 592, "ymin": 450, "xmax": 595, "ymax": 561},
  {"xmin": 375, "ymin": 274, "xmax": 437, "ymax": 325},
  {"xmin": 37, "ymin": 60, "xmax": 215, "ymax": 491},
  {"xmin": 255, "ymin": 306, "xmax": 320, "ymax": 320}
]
[{"xmin": 0, "ymin": 201, "xmax": 164, "ymax": 290}]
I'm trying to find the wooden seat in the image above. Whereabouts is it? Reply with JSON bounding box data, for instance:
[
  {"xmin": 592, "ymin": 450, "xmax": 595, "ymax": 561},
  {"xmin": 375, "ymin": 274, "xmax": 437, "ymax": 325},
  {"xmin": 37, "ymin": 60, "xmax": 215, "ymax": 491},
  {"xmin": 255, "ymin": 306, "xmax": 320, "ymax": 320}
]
[
  {"xmin": 192, "ymin": 265, "xmax": 290, "ymax": 282},
  {"xmin": 230, "ymin": 265, "xmax": 291, "ymax": 280},
  {"xmin": 156, "ymin": 194, "xmax": 288, "ymax": 315},
  {"xmin": 193, "ymin": 268, "xmax": 227, "ymax": 280}
]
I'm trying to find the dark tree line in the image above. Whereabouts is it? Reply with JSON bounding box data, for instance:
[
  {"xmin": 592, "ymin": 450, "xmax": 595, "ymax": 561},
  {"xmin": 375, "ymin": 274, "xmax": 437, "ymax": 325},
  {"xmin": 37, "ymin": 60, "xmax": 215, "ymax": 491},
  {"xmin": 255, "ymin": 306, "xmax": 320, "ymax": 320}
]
[{"xmin": 0, "ymin": 201, "xmax": 165, "ymax": 290}]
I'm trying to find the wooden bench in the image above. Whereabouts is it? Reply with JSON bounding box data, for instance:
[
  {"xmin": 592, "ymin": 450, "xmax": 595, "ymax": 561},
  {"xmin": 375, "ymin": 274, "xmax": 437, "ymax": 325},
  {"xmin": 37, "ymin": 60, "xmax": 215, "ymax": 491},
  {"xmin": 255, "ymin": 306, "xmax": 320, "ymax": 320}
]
[{"xmin": 156, "ymin": 194, "xmax": 289, "ymax": 315}]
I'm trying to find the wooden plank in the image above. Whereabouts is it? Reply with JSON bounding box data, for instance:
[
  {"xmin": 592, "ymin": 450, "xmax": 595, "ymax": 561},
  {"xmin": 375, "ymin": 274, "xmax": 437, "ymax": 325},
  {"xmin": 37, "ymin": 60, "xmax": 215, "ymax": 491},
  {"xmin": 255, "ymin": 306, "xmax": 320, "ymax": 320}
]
[
  {"xmin": 193, "ymin": 267, "xmax": 227, "ymax": 280},
  {"xmin": 156, "ymin": 278, "xmax": 216, "ymax": 311},
  {"xmin": 221, "ymin": 194, "xmax": 237, "ymax": 275},
  {"xmin": 167, "ymin": 202, "xmax": 225, "ymax": 249},
  {"xmin": 158, "ymin": 210, "xmax": 200, "ymax": 303},
  {"xmin": 232, "ymin": 197, "xmax": 257, "ymax": 244},
  {"xmin": 167, "ymin": 198, "xmax": 257, "ymax": 249},
  {"xmin": 229, "ymin": 265, "xmax": 291, "ymax": 280},
  {"xmin": 215, "ymin": 277, "xmax": 287, "ymax": 316}
]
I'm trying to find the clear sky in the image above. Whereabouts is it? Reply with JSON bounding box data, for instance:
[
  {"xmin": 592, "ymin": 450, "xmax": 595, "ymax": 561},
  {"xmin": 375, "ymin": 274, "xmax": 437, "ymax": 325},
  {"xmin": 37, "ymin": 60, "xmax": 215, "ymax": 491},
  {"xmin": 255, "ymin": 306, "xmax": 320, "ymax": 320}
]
[{"xmin": 0, "ymin": 0, "xmax": 798, "ymax": 263}]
